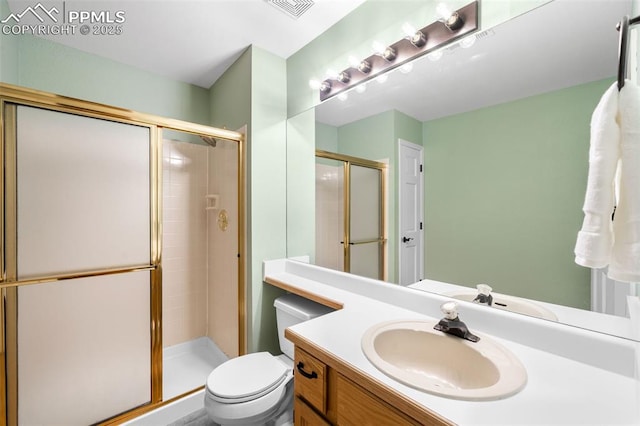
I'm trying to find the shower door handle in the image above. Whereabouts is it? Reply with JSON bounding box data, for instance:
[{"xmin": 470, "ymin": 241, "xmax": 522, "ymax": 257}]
[{"xmin": 402, "ymin": 236, "xmax": 414, "ymax": 243}]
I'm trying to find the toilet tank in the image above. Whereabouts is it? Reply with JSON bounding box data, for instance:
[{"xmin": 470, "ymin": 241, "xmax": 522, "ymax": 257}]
[{"xmin": 274, "ymin": 294, "xmax": 334, "ymax": 359}]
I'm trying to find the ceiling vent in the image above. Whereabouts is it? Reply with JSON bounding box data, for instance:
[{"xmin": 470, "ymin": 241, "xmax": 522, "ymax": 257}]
[{"xmin": 265, "ymin": 0, "xmax": 315, "ymax": 19}]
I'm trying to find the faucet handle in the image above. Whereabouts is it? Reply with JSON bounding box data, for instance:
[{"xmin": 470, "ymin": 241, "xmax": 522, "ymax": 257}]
[
  {"xmin": 476, "ymin": 284, "xmax": 493, "ymax": 295},
  {"xmin": 440, "ymin": 301, "xmax": 459, "ymax": 320}
]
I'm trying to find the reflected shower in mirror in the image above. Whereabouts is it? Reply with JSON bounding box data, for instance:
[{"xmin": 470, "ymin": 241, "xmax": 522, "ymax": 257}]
[{"xmin": 286, "ymin": 0, "xmax": 639, "ymax": 340}]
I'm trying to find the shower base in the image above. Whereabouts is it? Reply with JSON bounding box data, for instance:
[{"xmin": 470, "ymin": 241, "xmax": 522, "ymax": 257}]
[{"xmin": 163, "ymin": 337, "xmax": 228, "ymax": 400}]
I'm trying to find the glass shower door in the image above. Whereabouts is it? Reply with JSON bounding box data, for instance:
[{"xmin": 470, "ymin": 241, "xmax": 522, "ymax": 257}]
[
  {"xmin": 315, "ymin": 151, "xmax": 386, "ymax": 280},
  {"xmin": 8, "ymin": 105, "xmax": 154, "ymax": 425},
  {"xmin": 348, "ymin": 165, "xmax": 384, "ymax": 280},
  {"xmin": 315, "ymin": 158, "xmax": 345, "ymax": 272}
]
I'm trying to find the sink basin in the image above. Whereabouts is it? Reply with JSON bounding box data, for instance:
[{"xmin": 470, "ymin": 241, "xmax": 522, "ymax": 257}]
[
  {"xmin": 446, "ymin": 291, "xmax": 559, "ymax": 321},
  {"xmin": 361, "ymin": 320, "xmax": 527, "ymax": 401}
]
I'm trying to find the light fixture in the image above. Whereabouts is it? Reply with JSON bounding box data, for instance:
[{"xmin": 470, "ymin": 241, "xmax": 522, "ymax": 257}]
[
  {"xmin": 315, "ymin": 0, "xmax": 478, "ymax": 101},
  {"xmin": 437, "ymin": 2, "xmax": 464, "ymax": 31}
]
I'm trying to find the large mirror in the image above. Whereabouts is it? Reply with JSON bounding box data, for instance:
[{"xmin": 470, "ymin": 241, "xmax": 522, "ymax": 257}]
[{"xmin": 286, "ymin": 0, "xmax": 640, "ymax": 340}]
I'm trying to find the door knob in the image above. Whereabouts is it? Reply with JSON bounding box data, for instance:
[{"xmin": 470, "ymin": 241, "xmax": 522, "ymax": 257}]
[{"xmin": 402, "ymin": 236, "xmax": 414, "ymax": 243}]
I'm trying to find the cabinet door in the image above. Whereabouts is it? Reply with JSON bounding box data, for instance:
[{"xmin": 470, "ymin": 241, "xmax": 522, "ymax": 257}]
[
  {"xmin": 337, "ymin": 374, "xmax": 420, "ymax": 426},
  {"xmin": 294, "ymin": 396, "xmax": 331, "ymax": 426}
]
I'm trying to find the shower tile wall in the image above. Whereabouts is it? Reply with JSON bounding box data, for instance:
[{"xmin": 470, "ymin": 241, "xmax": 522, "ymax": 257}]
[{"xmin": 163, "ymin": 140, "xmax": 208, "ymax": 347}]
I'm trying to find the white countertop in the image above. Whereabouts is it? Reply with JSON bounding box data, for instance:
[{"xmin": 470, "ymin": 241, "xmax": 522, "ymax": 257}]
[{"xmin": 265, "ymin": 259, "xmax": 640, "ymax": 425}]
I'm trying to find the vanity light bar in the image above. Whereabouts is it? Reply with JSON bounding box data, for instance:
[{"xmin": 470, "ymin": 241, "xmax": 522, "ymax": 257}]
[{"xmin": 318, "ymin": 1, "xmax": 478, "ymax": 102}]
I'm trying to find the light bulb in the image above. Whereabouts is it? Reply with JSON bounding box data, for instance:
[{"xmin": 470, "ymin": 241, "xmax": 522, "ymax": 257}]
[
  {"xmin": 436, "ymin": 3, "xmax": 453, "ymax": 21},
  {"xmin": 325, "ymin": 69, "xmax": 339, "ymax": 80},
  {"xmin": 436, "ymin": 2, "xmax": 463, "ymax": 30},
  {"xmin": 428, "ymin": 50, "xmax": 443, "ymax": 61},
  {"xmin": 399, "ymin": 62, "xmax": 413, "ymax": 74},
  {"xmin": 459, "ymin": 34, "xmax": 476, "ymax": 48},
  {"xmin": 348, "ymin": 55, "xmax": 361, "ymax": 68},
  {"xmin": 372, "ymin": 41, "xmax": 386, "ymax": 56},
  {"xmin": 402, "ymin": 23, "xmax": 416, "ymax": 38},
  {"xmin": 308, "ymin": 79, "xmax": 321, "ymax": 90},
  {"xmin": 376, "ymin": 74, "xmax": 389, "ymax": 84}
]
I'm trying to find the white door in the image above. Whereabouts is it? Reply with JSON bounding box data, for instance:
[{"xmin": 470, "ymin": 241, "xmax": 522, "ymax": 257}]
[{"xmin": 399, "ymin": 139, "xmax": 424, "ymax": 285}]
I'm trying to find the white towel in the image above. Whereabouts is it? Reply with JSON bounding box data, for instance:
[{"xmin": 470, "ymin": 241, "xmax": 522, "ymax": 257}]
[
  {"xmin": 609, "ymin": 82, "xmax": 640, "ymax": 282},
  {"xmin": 575, "ymin": 82, "xmax": 620, "ymax": 268},
  {"xmin": 575, "ymin": 81, "xmax": 640, "ymax": 283}
]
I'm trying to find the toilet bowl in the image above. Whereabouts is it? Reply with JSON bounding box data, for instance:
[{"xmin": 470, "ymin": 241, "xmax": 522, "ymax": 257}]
[{"xmin": 204, "ymin": 294, "xmax": 333, "ymax": 425}]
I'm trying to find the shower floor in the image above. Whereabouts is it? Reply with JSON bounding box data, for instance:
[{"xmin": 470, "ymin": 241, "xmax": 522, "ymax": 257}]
[{"xmin": 163, "ymin": 337, "xmax": 228, "ymax": 400}]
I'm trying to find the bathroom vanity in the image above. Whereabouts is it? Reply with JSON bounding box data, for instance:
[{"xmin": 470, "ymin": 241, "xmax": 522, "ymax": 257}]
[
  {"xmin": 264, "ymin": 259, "xmax": 640, "ymax": 425},
  {"xmin": 292, "ymin": 345, "xmax": 448, "ymax": 425}
]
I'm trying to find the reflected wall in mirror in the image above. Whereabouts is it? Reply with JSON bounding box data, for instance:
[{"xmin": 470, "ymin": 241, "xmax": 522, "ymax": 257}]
[{"xmin": 286, "ymin": 0, "xmax": 640, "ymax": 340}]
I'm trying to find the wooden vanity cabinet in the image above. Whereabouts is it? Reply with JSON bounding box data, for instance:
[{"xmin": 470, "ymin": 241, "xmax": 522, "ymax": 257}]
[{"xmin": 292, "ymin": 346, "xmax": 451, "ymax": 426}]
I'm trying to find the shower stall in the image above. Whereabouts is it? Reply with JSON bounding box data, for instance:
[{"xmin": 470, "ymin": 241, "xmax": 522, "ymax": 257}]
[
  {"xmin": 161, "ymin": 131, "xmax": 240, "ymax": 400},
  {"xmin": 0, "ymin": 84, "xmax": 245, "ymax": 425}
]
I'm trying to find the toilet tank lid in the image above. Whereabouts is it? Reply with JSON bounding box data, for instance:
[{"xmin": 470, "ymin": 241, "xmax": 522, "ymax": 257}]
[{"xmin": 274, "ymin": 294, "xmax": 334, "ymax": 321}]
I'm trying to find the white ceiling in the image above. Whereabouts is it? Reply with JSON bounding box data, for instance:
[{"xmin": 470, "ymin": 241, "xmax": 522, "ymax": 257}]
[
  {"xmin": 315, "ymin": 0, "xmax": 633, "ymax": 126},
  {"xmin": 7, "ymin": 0, "xmax": 366, "ymax": 88}
]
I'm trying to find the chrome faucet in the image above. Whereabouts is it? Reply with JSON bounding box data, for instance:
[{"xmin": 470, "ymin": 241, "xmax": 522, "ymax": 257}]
[
  {"xmin": 434, "ymin": 302, "xmax": 480, "ymax": 342},
  {"xmin": 472, "ymin": 284, "xmax": 493, "ymax": 306}
]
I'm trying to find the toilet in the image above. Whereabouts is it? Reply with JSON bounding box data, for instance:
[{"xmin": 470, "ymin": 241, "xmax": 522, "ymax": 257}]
[{"xmin": 204, "ymin": 294, "xmax": 333, "ymax": 425}]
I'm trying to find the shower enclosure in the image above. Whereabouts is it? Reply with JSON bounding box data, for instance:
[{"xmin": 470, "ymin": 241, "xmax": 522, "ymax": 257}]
[
  {"xmin": 315, "ymin": 150, "xmax": 387, "ymax": 280},
  {"xmin": 0, "ymin": 84, "xmax": 245, "ymax": 425}
]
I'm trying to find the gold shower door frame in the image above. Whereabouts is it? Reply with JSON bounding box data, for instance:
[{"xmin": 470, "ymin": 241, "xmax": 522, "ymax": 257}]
[
  {"xmin": 316, "ymin": 150, "xmax": 388, "ymax": 280},
  {"xmin": 0, "ymin": 83, "xmax": 247, "ymax": 425}
]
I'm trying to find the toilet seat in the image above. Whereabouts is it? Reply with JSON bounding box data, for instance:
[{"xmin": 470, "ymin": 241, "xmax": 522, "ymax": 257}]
[{"xmin": 206, "ymin": 352, "xmax": 289, "ymax": 403}]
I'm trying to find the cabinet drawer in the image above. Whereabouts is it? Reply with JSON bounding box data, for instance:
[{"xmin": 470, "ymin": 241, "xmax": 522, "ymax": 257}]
[
  {"xmin": 294, "ymin": 348, "xmax": 327, "ymax": 414},
  {"xmin": 294, "ymin": 396, "xmax": 331, "ymax": 426}
]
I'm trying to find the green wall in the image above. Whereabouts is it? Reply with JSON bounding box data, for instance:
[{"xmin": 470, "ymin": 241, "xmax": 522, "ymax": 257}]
[
  {"xmin": 7, "ymin": 35, "xmax": 210, "ymax": 124},
  {"xmin": 0, "ymin": 0, "xmax": 18, "ymax": 84},
  {"xmin": 209, "ymin": 46, "xmax": 289, "ymax": 354},
  {"xmin": 316, "ymin": 121, "xmax": 338, "ymax": 152},
  {"xmin": 287, "ymin": 110, "xmax": 316, "ymax": 261},
  {"xmin": 422, "ymin": 78, "xmax": 613, "ymax": 309},
  {"xmin": 248, "ymin": 47, "xmax": 288, "ymax": 353}
]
